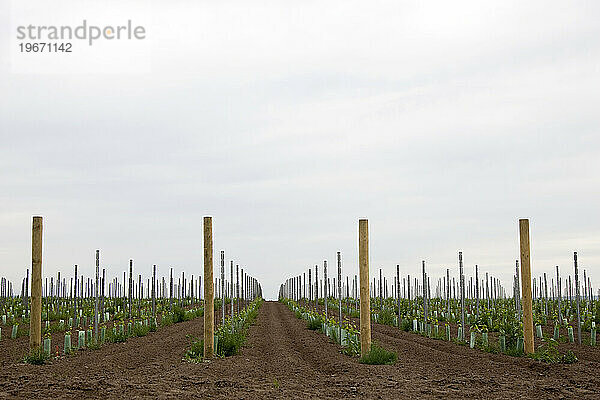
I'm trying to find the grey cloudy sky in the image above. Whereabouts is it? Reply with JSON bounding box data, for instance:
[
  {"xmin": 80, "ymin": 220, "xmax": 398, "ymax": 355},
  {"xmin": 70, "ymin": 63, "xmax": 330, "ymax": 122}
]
[{"xmin": 1, "ymin": 1, "xmax": 599, "ymax": 299}]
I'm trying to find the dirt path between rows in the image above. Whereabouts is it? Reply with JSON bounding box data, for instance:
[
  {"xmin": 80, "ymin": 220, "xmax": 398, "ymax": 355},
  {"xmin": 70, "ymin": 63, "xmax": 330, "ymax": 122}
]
[
  {"xmin": 1, "ymin": 301, "xmax": 599, "ymax": 399},
  {"xmin": 372, "ymin": 323, "xmax": 599, "ymax": 398}
]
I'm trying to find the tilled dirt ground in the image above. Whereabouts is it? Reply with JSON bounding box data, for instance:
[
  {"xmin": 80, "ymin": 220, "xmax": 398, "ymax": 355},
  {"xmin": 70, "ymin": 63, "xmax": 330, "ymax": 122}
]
[{"xmin": 1, "ymin": 301, "xmax": 599, "ymax": 399}]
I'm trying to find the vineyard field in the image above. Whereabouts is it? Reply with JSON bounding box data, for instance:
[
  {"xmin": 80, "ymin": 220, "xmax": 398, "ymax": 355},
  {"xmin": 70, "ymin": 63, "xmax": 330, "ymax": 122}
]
[{"xmin": 1, "ymin": 301, "xmax": 598, "ymax": 399}]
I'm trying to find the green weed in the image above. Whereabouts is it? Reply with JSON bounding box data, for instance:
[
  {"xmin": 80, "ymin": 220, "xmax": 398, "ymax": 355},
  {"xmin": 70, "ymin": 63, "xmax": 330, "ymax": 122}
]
[
  {"xmin": 359, "ymin": 343, "xmax": 397, "ymax": 365},
  {"xmin": 23, "ymin": 346, "xmax": 50, "ymax": 365}
]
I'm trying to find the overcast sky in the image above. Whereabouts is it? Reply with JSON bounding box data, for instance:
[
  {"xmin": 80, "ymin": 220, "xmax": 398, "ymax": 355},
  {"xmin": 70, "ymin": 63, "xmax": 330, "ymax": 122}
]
[{"xmin": 1, "ymin": 1, "xmax": 599, "ymax": 299}]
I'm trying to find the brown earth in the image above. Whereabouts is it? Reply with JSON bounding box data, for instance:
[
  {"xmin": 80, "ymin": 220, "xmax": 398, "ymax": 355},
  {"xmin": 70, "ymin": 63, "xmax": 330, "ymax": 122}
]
[{"xmin": 1, "ymin": 301, "xmax": 599, "ymax": 399}]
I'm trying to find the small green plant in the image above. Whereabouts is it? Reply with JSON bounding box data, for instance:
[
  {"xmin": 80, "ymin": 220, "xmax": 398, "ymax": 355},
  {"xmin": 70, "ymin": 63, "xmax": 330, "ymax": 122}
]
[
  {"xmin": 341, "ymin": 342, "xmax": 359, "ymax": 356},
  {"xmin": 482, "ymin": 342, "xmax": 499, "ymax": 354},
  {"xmin": 87, "ymin": 339, "xmax": 102, "ymax": 350},
  {"xmin": 160, "ymin": 314, "xmax": 174, "ymax": 327},
  {"xmin": 217, "ymin": 329, "xmax": 246, "ymax": 357},
  {"xmin": 149, "ymin": 318, "xmax": 157, "ymax": 332},
  {"xmin": 505, "ymin": 346, "xmax": 524, "ymax": 357},
  {"xmin": 107, "ymin": 328, "xmax": 128, "ymax": 343},
  {"xmin": 400, "ymin": 319, "xmax": 411, "ymax": 332},
  {"xmin": 273, "ymin": 378, "xmax": 280, "ymax": 389},
  {"xmin": 132, "ymin": 323, "xmax": 150, "ymax": 337},
  {"xmin": 188, "ymin": 308, "xmax": 204, "ymax": 320},
  {"xmin": 172, "ymin": 306, "xmax": 186, "ymax": 324},
  {"xmin": 562, "ymin": 350, "xmax": 578, "ymax": 364},
  {"xmin": 377, "ymin": 308, "xmax": 396, "ymax": 326},
  {"xmin": 23, "ymin": 346, "xmax": 50, "ymax": 365},
  {"xmin": 528, "ymin": 339, "xmax": 578, "ymax": 364},
  {"xmin": 340, "ymin": 323, "xmax": 360, "ymax": 356},
  {"xmin": 307, "ymin": 318, "xmax": 322, "ymax": 331},
  {"xmin": 184, "ymin": 337, "xmax": 204, "ymax": 362},
  {"xmin": 359, "ymin": 343, "xmax": 397, "ymax": 365}
]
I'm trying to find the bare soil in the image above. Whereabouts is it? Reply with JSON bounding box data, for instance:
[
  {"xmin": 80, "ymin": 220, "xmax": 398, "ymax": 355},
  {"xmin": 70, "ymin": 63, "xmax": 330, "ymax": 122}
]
[{"xmin": 0, "ymin": 301, "xmax": 598, "ymax": 399}]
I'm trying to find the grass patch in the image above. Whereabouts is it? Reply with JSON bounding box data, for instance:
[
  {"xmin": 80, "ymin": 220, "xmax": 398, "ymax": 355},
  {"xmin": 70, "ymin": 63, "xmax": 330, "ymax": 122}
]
[
  {"xmin": 160, "ymin": 314, "xmax": 173, "ymax": 327},
  {"xmin": 452, "ymin": 337, "xmax": 468, "ymax": 346},
  {"xmin": 528, "ymin": 339, "xmax": 578, "ymax": 364},
  {"xmin": 106, "ymin": 328, "xmax": 128, "ymax": 343},
  {"xmin": 481, "ymin": 342, "xmax": 500, "ymax": 354},
  {"xmin": 307, "ymin": 318, "xmax": 322, "ymax": 331},
  {"xmin": 218, "ymin": 329, "xmax": 246, "ymax": 357},
  {"xmin": 87, "ymin": 339, "xmax": 102, "ymax": 350},
  {"xmin": 377, "ymin": 309, "xmax": 396, "ymax": 327},
  {"xmin": 185, "ymin": 308, "xmax": 204, "ymax": 321},
  {"xmin": 132, "ymin": 323, "xmax": 151, "ymax": 337},
  {"xmin": 172, "ymin": 306, "xmax": 186, "ymax": 323},
  {"xmin": 359, "ymin": 343, "xmax": 397, "ymax": 365},
  {"xmin": 400, "ymin": 319, "xmax": 411, "ymax": 332},
  {"xmin": 184, "ymin": 337, "xmax": 205, "ymax": 362},
  {"xmin": 23, "ymin": 346, "xmax": 50, "ymax": 365},
  {"xmin": 504, "ymin": 346, "xmax": 524, "ymax": 357}
]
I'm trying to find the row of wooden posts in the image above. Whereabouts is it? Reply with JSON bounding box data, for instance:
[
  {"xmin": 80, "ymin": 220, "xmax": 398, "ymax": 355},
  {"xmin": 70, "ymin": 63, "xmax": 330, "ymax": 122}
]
[
  {"xmin": 282, "ymin": 218, "xmax": 541, "ymax": 357},
  {"xmin": 364, "ymin": 218, "xmax": 537, "ymax": 355},
  {"xmin": 280, "ymin": 249, "xmax": 591, "ymax": 347},
  {"xmin": 366, "ymin": 218, "xmax": 536, "ymax": 355},
  {"xmin": 27, "ymin": 216, "xmax": 261, "ymax": 359},
  {"xmin": 24, "ymin": 215, "xmax": 560, "ymax": 357}
]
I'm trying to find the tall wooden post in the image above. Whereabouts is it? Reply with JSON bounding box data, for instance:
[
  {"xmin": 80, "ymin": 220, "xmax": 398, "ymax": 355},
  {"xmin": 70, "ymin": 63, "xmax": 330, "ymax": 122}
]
[
  {"xmin": 459, "ymin": 252, "xmax": 465, "ymax": 340},
  {"xmin": 169, "ymin": 268, "xmax": 173, "ymax": 311},
  {"xmin": 203, "ymin": 216, "xmax": 214, "ymax": 358},
  {"xmin": 303, "ymin": 272, "xmax": 306, "ymax": 302},
  {"xmin": 138, "ymin": 274, "xmax": 142, "ymax": 316},
  {"xmin": 94, "ymin": 250, "xmax": 99, "ymax": 342},
  {"xmin": 230, "ymin": 261, "xmax": 234, "ymax": 317},
  {"xmin": 475, "ymin": 264, "xmax": 479, "ymax": 317},
  {"xmin": 236, "ymin": 265, "xmax": 239, "ymax": 314},
  {"xmin": 423, "ymin": 260, "xmax": 428, "ymax": 323},
  {"xmin": 221, "ymin": 251, "xmax": 225, "ymax": 325},
  {"xmin": 519, "ymin": 219, "xmax": 535, "ymax": 354},
  {"xmin": 314, "ymin": 264, "xmax": 318, "ymax": 311},
  {"xmin": 241, "ymin": 269, "xmax": 245, "ymax": 310},
  {"xmin": 446, "ymin": 268, "xmax": 450, "ymax": 316},
  {"xmin": 396, "ymin": 265, "xmax": 400, "ymax": 324},
  {"xmin": 74, "ymin": 264, "xmax": 78, "ymax": 318},
  {"xmin": 152, "ymin": 265, "xmax": 156, "ymax": 316},
  {"xmin": 128, "ymin": 260, "xmax": 133, "ymax": 318},
  {"xmin": 30, "ymin": 216, "xmax": 43, "ymax": 350},
  {"xmin": 337, "ymin": 252, "xmax": 342, "ymax": 337},
  {"xmin": 556, "ymin": 265, "xmax": 561, "ymax": 321},
  {"xmin": 324, "ymin": 261, "xmax": 328, "ymax": 316},
  {"xmin": 359, "ymin": 219, "xmax": 371, "ymax": 357},
  {"xmin": 101, "ymin": 268, "xmax": 105, "ymax": 322},
  {"xmin": 308, "ymin": 268, "xmax": 311, "ymax": 304},
  {"xmin": 574, "ymin": 252, "xmax": 582, "ymax": 345}
]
